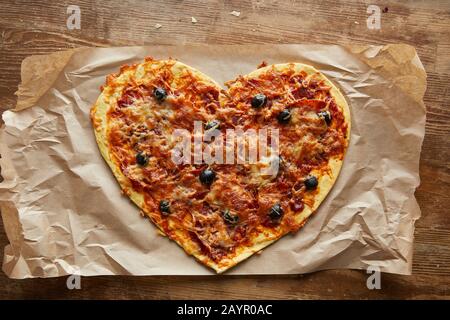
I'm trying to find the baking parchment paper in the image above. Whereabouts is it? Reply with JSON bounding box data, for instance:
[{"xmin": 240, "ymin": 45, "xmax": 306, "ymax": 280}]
[{"xmin": 0, "ymin": 44, "xmax": 426, "ymax": 278}]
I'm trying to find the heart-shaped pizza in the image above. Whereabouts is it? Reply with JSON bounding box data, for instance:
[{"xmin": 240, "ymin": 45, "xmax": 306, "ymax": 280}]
[{"xmin": 90, "ymin": 58, "xmax": 350, "ymax": 273}]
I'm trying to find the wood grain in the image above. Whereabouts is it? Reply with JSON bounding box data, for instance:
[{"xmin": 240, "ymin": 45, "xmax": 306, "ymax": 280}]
[{"xmin": 0, "ymin": 0, "xmax": 449, "ymax": 299}]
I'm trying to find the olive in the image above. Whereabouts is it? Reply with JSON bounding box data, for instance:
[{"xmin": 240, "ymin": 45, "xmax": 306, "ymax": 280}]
[
  {"xmin": 251, "ymin": 93, "xmax": 267, "ymax": 108},
  {"xmin": 278, "ymin": 155, "xmax": 284, "ymax": 163},
  {"xmin": 318, "ymin": 111, "xmax": 332, "ymax": 125},
  {"xmin": 205, "ymin": 120, "xmax": 220, "ymax": 131},
  {"xmin": 268, "ymin": 203, "xmax": 284, "ymax": 220},
  {"xmin": 277, "ymin": 109, "xmax": 291, "ymax": 124},
  {"xmin": 222, "ymin": 209, "xmax": 239, "ymax": 225},
  {"xmin": 199, "ymin": 168, "xmax": 216, "ymax": 185},
  {"xmin": 136, "ymin": 152, "xmax": 148, "ymax": 166},
  {"xmin": 153, "ymin": 87, "xmax": 167, "ymax": 101},
  {"xmin": 304, "ymin": 176, "xmax": 318, "ymax": 190},
  {"xmin": 159, "ymin": 200, "xmax": 171, "ymax": 215}
]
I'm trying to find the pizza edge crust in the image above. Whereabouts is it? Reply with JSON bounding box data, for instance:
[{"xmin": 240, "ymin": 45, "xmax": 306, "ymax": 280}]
[{"xmin": 91, "ymin": 60, "xmax": 351, "ymax": 274}]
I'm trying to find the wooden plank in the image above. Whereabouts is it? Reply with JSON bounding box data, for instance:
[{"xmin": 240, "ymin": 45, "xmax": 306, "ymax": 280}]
[{"xmin": 0, "ymin": 0, "xmax": 449, "ymax": 299}]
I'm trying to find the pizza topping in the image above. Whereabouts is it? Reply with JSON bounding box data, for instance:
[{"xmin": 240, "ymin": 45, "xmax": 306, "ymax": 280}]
[
  {"xmin": 205, "ymin": 119, "xmax": 221, "ymax": 131},
  {"xmin": 317, "ymin": 110, "xmax": 332, "ymax": 125},
  {"xmin": 159, "ymin": 200, "xmax": 171, "ymax": 215},
  {"xmin": 304, "ymin": 176, "xmax": 318, "ymax": 190},
  {"xmin": 136, "ymin": 152, "xmax": 149, "ymax": 166},
  {"xmin": 290, "ymin": 199, "xmax": 304, "ymax": 212},
  {"xmin": 153, "ymin": 87, "xmax": 167, "ymax": 102},
  {"xmin": 199, "ymin": 168, "xmax": 216, "ymax": 186},
  {"xmin": 222, "ymin": 209, "xmax": 239, "ymax": 225},
  {"xmin": 251, "ymin": 93, "xmax": 267, "ymax": 108},
  {"xmin": 277, "ymin": 109, "xmax": 291, "ymax": 124},
  {"xmin": 268, "ymin": 203, "xmax": 284, "ymax": 220}
]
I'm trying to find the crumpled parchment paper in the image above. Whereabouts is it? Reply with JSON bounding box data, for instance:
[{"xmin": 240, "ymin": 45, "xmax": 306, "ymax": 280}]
[{"xmin": 0, "ymin": 44, "xmax": 426, "ymax": 278}]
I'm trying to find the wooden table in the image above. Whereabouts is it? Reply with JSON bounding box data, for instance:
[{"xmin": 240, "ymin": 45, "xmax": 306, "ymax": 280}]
[{"xmin": 0, "ymin": 0, "xmax": 449, "ymax": 299}]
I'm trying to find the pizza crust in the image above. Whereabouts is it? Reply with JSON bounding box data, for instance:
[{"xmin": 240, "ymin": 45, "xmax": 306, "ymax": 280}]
[{"xmin": 91, "ymin": 60, "xmax": 351, "ymax": 273}]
